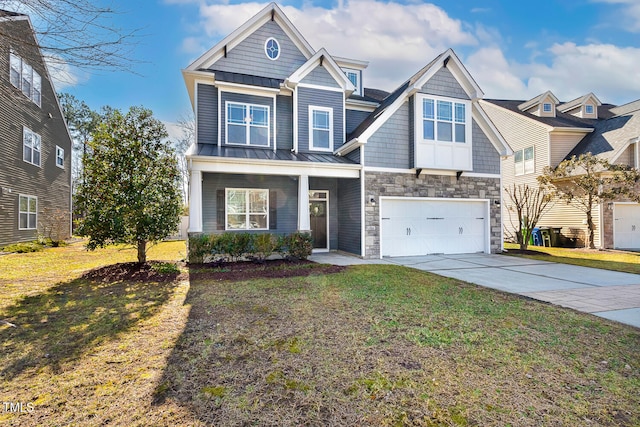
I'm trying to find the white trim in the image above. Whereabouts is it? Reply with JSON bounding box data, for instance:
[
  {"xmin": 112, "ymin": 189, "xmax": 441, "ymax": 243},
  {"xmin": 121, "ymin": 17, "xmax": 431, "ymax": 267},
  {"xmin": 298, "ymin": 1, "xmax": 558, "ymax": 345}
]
[
  {"xmin": 225, "ymin": 188, "xmax": 269, "ymax": 231},
  {"xmin": 472, "ymin": 102, "xmax": 512, "ymax": 156},
  {"xmin": 343, "ymin": 68, "xmax": 361, "ymax": 95},
  {"xmin": 309, "ymin": 190, "xmax": 330, "ymax": 251},
  {"xmin": 273, "ymin": 96, "xmax": 277, "ymax": 152},
  {"xmin": 55, "ymin": 145, "xmax": 64, "ymax": 169},
  {"xmin": 216, "ymin": 81, "xmax": 280, "ymax": 96},
  {"xmin": 361, "ymin": 146, "xmax": 366, "ymax": 257},
  {"xmin": 188, "ymin": 170, "xmax": 203, "ymax": 233},
  {"xmin": 293, "ymin": 86, "xmax": 299, "ymax": 153},
  {"xmin": 286, "ymin": 48, "xmax": 355, "ymax": 93},
  {"xmin": 224, "ymin": 101, "xmax": 271, "ymax": 148},
  {"xmin": 345, "ymin": 101, "xmax": 377, "ymax": 111},
  {"xmin": 298, "ymin": 175, "xmax": 310, "ymax": 231},
  {"xmin": 22, "ymin": 126, "xmax": 41, "ymax": 167},
  {"xmin": 334, "ymin": 56, "xmax": 369, "ymax": 69},
  {"xmin": 264, "ymin": 37, "xmax": 280, "ymax": 61},
  {"xmin": 364, "ymin": 166, "xmax": 500, "ymax": 179},
  {"xmin": 514, "ymin": 146, "xmax": 535, "ymax": 176},
  {"xmin": 188, "ymin": 156, "xmax": 361, "ymax": 178},
  {"xmin": 217, "ymin": 85, "xmax": 222, "ymax": 145},
  {"xmin": 296, "ymin": 82, "xmax": 345, "ymax": 93},
  {"xmin": 308, "ymin": 105, "xmax": 333, "ymax": 152},
  {"xmin": 18, "ymin": 194, "xmax": 38, "ymax": 230}
]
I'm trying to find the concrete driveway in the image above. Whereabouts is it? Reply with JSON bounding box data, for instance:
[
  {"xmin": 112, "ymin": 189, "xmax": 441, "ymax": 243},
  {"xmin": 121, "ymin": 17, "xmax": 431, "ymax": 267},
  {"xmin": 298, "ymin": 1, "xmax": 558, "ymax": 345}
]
[{"xmin": 310, "ymin": 252, "xmax": 640, "ymax": 328}]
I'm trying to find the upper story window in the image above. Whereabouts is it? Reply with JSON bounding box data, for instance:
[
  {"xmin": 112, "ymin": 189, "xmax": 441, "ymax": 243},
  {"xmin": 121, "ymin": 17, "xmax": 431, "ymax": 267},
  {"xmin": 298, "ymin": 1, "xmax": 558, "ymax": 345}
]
[
  {"xmin": 542, "ymin": 103, "xmax": 552, "ymax": 113},
  {"xmin": 10, "ymin": 50, "xmax": 41, "ymax": 107},
  {"xmin": 264, "ymin": 38, "xmax": 280, "ymax": 60},
  {"xmin": 309, "ymin": 106, "xmax": 333, "ymax": 151},
  {"xmin": 23, "ymin": 127, "xmax": 41, "ymax": 167},
  {"xmin": 225, "ymin": 188, "xmax": 268, "ymax": 230},
  {"xmin": 56, "ymin": 146, "xmax": 65, "ymax": 168},
  {"xmin": 422, "ymin": 98, "xmax": 468, "ymax": 143},
  {"xmin": 343, "ymin": 68, "xmax": 361, "ymax": 95},
  {"xmin": 585, "ymin": 104, "xmax": 594, "ymax": 114},
  {"xmin": 226, "ymin": 102, "xmax": 270, "ymax": 147},
  {"xmin": 19, "ymin": 195, "xmax": 37, "ymax": 230},
  {"xmin": 515, "ymin": 146, "xmax": 534, "ymax": 175}
]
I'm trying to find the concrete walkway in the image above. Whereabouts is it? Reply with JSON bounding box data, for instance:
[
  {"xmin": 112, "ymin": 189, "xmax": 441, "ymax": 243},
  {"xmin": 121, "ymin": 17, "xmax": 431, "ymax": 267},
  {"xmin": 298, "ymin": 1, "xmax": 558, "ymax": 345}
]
[{"xmin": 309, "ymin": 252, "xmax": 640, "ymax": 328}]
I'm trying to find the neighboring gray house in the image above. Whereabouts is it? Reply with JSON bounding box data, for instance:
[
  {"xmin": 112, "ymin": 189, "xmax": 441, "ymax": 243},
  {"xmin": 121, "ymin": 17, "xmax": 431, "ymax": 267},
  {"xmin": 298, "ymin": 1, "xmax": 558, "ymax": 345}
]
[
  {"xmin": 482, "ymin": 93, "xmax": 640, "ymax": 250},
  {"xmin": 0, "ymin": 10, "xmax": 72, "ymax": 246},
  {"xmin": 184, "ymin": 3, "xmax": 511, "ymax": 258}
]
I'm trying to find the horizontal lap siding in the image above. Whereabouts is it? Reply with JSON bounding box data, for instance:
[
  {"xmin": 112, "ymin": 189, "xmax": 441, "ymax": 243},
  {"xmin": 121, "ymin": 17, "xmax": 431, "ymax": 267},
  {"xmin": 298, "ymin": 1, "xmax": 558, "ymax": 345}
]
[
  {"xmin": 209, "ymin": 20, "xmax": 307, "ymax": 80},
  {"xmin": 337, "ymin": 177, "xmax": 361, "ymax": 255},
  {"xmin": 309, "ymin": 177, "xmax": 338, "ymax": 250},
  {"xmin": 550, "ymin": 132, "xmax": 585, "ymax": 167},
  {"xmin": 365, "ymin": 102, "xmax": 409, "ymax": 168},
  {"xmin": 471, "ymin": 120, "xmax": 500, "ymax": 174},
  {"xmin": 0, "ymin": 19, "xmax": 72, "ymax": 246},
  {"xmin": 419, "ymin": 68, "xmax": 470, "ymax": 100},
  {"xmin": 220, "ymin": 92, "xmax": 274, "ymax": 147},
  {"xmin": 346, "ymin": 109, "xmax": 370, "ymax": 136},
  {"xmin": 300, "ymin": 66, "xmax": 340, "ymax": 88},
  {"xmin": 197, "ymin": 84, "xmax": 217, "ymax": 145},
  {"xmin": 276, "ymin": 95, "xmax": 293, "ymax": 150},
  {"xmin": 297, "ymin": 87, "xmax": 344, "ymax": 152},
  {"xmin": 201, "ymin": 173, "xmax": 298, "ymax": 234}
]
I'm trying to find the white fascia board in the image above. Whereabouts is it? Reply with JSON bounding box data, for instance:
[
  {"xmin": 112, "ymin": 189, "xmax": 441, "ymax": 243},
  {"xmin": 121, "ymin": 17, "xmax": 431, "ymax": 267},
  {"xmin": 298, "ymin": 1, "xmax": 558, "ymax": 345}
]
[
  {"xmin": 472, "ymin": 102, "xmax": 513, "ymax": 156},
  {"xmin": 346, "ymin": 100, "xmax": 377, "ymax": 111},
  {"xmin": 287, "ymin": 48, "xmax": 355, "ymax": 92},
  {"xmin": 443, "ymin": 49, "xmax": 484, "ymax": 100},
  {"xmin": 216, "ymin": 81, "xmax": 280, "ymax": 97},
  {"xmin": 335, "ymin": 138, "xmax": 363, "ymax": 156},
  {"xmin": 550, "ymin": 127, "xmax": 594, "ymax": 133},
  {"xmin": 334, "ymin": 56, "xmax": 369, "ymax": 70},
  {"xmin": 479, "ymin": 100, "xmax": 556, "ymax": 132},
  {"xmin": 187, "ymin": 3, "xmax": 315, "ymax": 71},
  {"xmin": 188, "ymin": 155, "xmax": 361, "ymax": 178},
  {"xmin": 183, "ymin": 70, "xmax": 216, "ymax": 109}
]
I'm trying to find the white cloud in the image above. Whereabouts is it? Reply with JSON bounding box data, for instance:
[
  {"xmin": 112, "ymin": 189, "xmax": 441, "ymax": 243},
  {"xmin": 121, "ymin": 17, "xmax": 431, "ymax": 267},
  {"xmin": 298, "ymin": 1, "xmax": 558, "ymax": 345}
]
[
  {"xmin": 465, "ymin": 47, "xmax": 528, "ymax": 99},
  {"xmin": 593, "ymin": 0, "xmax": 640, "ymax": 32},
  {"xmin": 43, "ymin": 55, "xmax": 85, "ymax": 92}
]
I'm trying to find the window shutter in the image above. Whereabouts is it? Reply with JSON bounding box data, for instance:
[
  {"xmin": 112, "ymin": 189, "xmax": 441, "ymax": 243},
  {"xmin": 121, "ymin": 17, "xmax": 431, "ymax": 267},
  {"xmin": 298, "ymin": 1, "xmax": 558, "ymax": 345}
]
[
  {"xmin": 216, "ymin": 190, "xmax": 225, "ymax": 230},
  {"xmin": 269, "ymin": 190, "xmax": 277, "ymax": 230}
]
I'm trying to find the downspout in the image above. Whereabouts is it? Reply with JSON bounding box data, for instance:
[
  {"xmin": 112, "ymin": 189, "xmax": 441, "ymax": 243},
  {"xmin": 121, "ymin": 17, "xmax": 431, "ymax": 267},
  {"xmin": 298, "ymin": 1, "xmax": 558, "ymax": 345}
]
[{"xmin": 283, "ymin": 80, "xmax": 298, "ymax": 153}]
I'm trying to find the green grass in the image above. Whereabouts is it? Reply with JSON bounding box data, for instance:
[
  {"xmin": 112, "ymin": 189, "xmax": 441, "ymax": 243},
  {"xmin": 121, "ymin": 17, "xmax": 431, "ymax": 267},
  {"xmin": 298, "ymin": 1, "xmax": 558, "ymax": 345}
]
[
  {"xmin": 1, "ymin": 243, "xmax": 638, "ymax": 426},
  {"xmin": 504, "ymin": 242, "xmax": 640, "ymax": 274}
]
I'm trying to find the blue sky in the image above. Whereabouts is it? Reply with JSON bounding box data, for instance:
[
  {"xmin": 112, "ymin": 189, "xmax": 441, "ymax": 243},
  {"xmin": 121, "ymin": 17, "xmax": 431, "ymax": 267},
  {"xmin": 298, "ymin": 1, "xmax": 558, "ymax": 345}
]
[{"xmin": 45, "ymin": 0, "xmax": 640, "ymax": 129}]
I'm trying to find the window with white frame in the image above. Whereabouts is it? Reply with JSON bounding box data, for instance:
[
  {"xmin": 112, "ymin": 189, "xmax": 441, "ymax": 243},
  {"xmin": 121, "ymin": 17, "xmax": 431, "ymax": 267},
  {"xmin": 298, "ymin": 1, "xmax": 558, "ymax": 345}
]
[
  {"xmin": 514, "ymin": 146, "xmax": 534, "ymax": 175},
  {"xmin": 9, "ymin": 50, "xmax": 41, "ymax": 106},
  {"xmin": 19, "ymin": 195, "xmax": 37, "ymax": 230},
  {"xmin": 56, "ymin": 146, "xmax": 64, "ymax": 168},
  {"xmin": 343, "ymin": 68, "xmax": 361, "ymax": 95},
  {"xmin": 309, "ymin": 106, "xmax": 333, "ymax": 151},
  {"xmin": 226, "ymin": 102, "xmax": 269, "ymax": 147},
  {"xmin": 542, "ymin": 103, "xmax": 552, "ymax": 113},
  {"xmin": 225, "ymin": 188, "xmax": 268, "ymax": 230},
  {"xmin": 23, "ymin": 127, "xmax": 41, "ymax": 166},
  {"xmin": 585, "ymin": 104, "xmax": 594, "ymax": 114},
  {"xmin": 422, "ymin": 97, "xmax": 468, "ymax": 143}
]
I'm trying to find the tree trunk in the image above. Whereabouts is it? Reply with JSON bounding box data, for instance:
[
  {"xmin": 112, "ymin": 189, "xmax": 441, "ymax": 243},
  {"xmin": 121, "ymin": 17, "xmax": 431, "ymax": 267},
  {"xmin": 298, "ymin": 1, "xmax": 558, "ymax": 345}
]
[
  {"xmin": 586, "ymin": 210, "xmax": 596, "ymax": 249},
  {"xmin": 137, "ymin": 240, "xmax": 147, "ymax": 264}
]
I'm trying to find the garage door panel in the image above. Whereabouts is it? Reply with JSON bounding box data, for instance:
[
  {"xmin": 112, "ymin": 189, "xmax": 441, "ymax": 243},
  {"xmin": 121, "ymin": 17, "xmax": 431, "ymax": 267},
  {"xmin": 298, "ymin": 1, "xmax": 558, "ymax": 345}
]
[{"xmin": 614, "ymin": 204, "xmax": 640, "ymax": 250}]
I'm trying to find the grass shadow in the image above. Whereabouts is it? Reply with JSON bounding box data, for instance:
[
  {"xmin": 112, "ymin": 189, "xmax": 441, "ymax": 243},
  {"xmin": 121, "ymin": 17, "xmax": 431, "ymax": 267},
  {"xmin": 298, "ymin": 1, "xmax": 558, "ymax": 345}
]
[
  {"xmin": 505, "ymin": 252, "xmax": 640, "ymax": 275},
  {"xmin": 0, "ymin": 264, "xmax": 179, "ymax": 379}
]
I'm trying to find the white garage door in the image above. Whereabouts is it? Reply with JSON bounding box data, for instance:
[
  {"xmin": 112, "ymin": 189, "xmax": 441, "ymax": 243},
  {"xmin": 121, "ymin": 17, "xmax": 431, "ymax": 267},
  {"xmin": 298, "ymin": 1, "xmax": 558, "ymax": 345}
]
[
  {"xmin": 614, "ymin": 203, "xmax": 640, "ymax": 250},
  {"xmin": 380, "ymin": 198, "xmax": 489, "ymax": 257}
]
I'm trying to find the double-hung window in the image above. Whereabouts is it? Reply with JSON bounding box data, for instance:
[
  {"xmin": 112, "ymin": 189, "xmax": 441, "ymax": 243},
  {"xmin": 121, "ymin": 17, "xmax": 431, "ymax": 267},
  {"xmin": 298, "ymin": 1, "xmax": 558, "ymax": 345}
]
[
  {"xmin": 23, "ymin": 127, "xmax": 41, "ymax": 166},
  {"xmin": 343, "ymin": 68, "xmax": 361, "ymax": 95},
  {"xmin": 422, "ymin": 97, "xmax": 467, "ymax": 143},
  {"xmin": 514, "ymin": 147, "xmax": 534, "ymax": 175},
  {"xmin": 226, "ymin": 102, "xmax": 269, "ymax": 147},
  {"xmin": 225, "ymin": 188, "xmax": 268, "ymax": 230},
  {"xmin": 19, "ymin": 195, "xmax": 37, "ymax": 230},
  {"xmin": 56, "ymin": 146, "xmax": 65, "ymax": 168},
  {"xmin": 309, "ymin": 106, "xmax": 333, "ymax": 151},
  {"xmin": 10, "ymin": 50, "xmax": 41, "ymax": 106}
]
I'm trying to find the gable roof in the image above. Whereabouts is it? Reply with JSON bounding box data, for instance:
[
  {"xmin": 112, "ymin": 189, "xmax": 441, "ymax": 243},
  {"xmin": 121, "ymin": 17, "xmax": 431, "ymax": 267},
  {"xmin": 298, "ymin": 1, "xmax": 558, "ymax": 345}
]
[
  {"xmin": 518, "ymin": 91, "xmax": 560, "ymax": 111},
  {"xmin": 285, "ymin": 48, "xmax": 355, "ymax": 93},
  {"xmin": 557, "ymin": 93, "xmax": 602, "ymax": 113},
  {"xmin": 185, "ymin": 3, "xmax": 315, "ymax": 72},
  {"xmin": 610, "ymin": 99, "xmax": 640, "ymax": 116}
]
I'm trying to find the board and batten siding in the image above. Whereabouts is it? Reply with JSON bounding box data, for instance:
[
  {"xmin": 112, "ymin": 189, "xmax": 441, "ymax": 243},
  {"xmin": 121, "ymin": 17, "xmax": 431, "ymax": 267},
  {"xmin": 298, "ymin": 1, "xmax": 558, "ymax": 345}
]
[
  {"xmin": 208, "ymin": 20, "xmax": 307, "ymax": 80},
  {"xmin": 337, "ymin": 177, "xmax": 361, "ymax": 255},
  {"xmin": 297, "ymin": 87, "xmax": 344, "ymax": 152},
  {"xmin": 419, "ymin": 67, "xmax": 470, "ymax": 100},
  {"xmin": 0, "ymin": 18, "xmax": 72, "ymax": 246},
  {"xmin": 549, "ymin": 131, "xmax": 587, "ymax": 167},
  {"xmin": 365, "ymin": 101, "xmax": 410, "ymax": 168},
  {"xmin": 197, "ymin": 84, "xmax": 217, "ymax": 145},
  {"xmin": 201, "ymin": 173, "xmax": 298, "ymax": 234},
  {"xmin": 220, "ymin": 92, "xmax": 275, "ymax": 147},
  {"xmin": 300, "ymin": 66, "xmax": 340, "ymax": 88},
  {"xmin": 309, "ymin": 177, "xmax": 339, "ymax": 250}
]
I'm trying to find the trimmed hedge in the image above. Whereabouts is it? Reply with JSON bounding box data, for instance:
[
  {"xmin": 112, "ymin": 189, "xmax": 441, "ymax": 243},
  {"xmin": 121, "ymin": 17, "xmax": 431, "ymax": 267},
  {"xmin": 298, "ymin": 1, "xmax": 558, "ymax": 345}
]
[{"xmin": 187, "ymin": 232, "xmax": 313, "ymax": 264}]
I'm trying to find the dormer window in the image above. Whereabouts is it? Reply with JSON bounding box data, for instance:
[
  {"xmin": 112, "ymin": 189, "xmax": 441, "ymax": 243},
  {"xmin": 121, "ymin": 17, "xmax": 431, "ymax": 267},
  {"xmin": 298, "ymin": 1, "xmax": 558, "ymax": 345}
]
[
  {"xmin": 585, "ymin": 104, "xmax": 594, "ymax": 115},
  {"xmin": 343, "ymin": 68, "xmax": 361, "ymax": 95},
  {"xmin": 543, "ymin": 103, "xmax": 552, "ymax": 113}
]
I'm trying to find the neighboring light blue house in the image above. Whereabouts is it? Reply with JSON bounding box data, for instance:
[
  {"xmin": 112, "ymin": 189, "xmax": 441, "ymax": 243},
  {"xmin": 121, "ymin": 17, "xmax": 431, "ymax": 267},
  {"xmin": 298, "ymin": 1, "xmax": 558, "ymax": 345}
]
[{"xmin": 183, "ymin": 2, "xmax": 511, "ymax": 259}]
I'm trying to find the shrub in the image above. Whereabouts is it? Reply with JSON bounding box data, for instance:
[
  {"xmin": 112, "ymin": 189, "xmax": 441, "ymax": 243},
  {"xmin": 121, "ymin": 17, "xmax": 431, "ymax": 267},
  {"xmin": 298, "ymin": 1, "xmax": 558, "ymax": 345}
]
[
  {"xmin": 252, "ymin": 233, "xmax": 279, "ymax": 262},
  {"xmin": 187, "ymin": 234, "xmax": 212, "ymax": 264},
  {"xmin": 2, "ymin": 242, "xmax": 44, "ymax": 253},
  {"xmin": 286, "ymin": 232, "xmax": 314, "ymax": 260}
]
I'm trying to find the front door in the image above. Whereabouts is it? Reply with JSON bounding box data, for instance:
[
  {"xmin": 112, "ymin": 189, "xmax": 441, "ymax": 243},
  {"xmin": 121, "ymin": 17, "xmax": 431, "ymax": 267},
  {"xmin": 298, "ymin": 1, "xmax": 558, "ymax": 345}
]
[{"xmin": 309, "ymin": 191, "xmax": 328, "ymax": 250}]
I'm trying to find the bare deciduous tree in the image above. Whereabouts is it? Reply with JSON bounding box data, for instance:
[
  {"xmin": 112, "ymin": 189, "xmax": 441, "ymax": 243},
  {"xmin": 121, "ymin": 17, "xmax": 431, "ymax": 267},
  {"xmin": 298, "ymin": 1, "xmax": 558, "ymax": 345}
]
[{"xmin": 504, "ymin": 183, "xmax": 553, "ymax": 250}]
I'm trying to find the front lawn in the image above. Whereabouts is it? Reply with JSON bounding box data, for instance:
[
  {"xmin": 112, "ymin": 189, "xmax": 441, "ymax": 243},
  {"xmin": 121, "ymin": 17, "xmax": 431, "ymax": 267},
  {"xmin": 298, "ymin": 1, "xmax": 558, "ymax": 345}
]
[
  {"xmin": 504, "ymin": 243, "xmax": 640, "ymax": 275},
  {"xmin": 1, "ymin": 243, "xmax": 638, "ymax": 426}
]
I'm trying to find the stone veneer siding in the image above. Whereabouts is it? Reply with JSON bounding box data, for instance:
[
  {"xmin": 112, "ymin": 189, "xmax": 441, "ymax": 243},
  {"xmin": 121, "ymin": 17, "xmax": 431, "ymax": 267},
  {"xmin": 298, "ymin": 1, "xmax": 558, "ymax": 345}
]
[{"xmin": 364, "ymin": 171, "xmax": 502, "ymax": 258}]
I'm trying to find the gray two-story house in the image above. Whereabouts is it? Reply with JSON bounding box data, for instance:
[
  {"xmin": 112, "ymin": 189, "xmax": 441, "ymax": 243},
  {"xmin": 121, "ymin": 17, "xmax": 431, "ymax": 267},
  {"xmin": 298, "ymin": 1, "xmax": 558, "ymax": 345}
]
[
  {"xmin": 0, "ymin": 10, "xmax": 72, "ymax": 246},
  {"xmin": 184, "ymin": 3, "xmax": 511, "ymax": 258}
]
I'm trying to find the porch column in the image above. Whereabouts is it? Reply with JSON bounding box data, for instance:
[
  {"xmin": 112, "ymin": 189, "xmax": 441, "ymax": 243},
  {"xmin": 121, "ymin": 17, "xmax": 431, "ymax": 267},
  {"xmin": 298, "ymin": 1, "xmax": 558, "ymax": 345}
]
[
  {"xmin": 188, "ymin": 169, "xmax": 203, "ymax": 233},
  {"xmin": 298, "ymin": 174, "xmax": 310, "ymax": 232}
]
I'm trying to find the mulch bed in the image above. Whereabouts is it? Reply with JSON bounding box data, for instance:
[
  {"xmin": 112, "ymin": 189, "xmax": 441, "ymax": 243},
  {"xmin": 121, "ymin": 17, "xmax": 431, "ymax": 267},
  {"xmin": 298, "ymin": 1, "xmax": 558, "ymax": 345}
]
[{"xmin": 82, "ymin": 259, "xmax": 346, "ymax": 283}]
